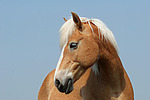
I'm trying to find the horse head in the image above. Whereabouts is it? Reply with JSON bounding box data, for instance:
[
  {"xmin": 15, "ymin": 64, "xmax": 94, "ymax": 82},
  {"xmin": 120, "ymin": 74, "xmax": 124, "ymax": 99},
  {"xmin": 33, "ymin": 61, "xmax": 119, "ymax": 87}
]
[{"xmin": 54, "ymin": 12, "xmax": 117, "ymax": 94}]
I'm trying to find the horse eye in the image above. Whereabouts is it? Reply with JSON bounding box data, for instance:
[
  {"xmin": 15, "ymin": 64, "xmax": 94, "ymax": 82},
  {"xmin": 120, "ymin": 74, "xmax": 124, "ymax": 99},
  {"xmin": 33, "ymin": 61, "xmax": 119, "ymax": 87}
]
[{"xmin": 69, "ymin": 42, "xmax": 78, "ymax": 50}]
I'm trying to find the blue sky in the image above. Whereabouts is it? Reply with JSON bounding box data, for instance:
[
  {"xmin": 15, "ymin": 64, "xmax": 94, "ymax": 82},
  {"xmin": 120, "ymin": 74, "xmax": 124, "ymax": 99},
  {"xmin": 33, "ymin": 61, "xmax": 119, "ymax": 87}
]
[{"xmin": 0, "ymin": 0, "xmax": 150, "ymax": 100}]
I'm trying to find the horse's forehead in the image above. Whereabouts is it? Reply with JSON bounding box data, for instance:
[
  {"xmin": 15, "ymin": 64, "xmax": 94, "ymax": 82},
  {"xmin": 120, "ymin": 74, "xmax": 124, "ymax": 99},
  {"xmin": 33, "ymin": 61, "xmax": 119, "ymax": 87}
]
[
  {"xmin": 68, "ymin": 23, "xmax": 95, "ymax": 41},
  {"xmin": 68, "ymin": 30, "xmax": 82, "ymax": 41}
]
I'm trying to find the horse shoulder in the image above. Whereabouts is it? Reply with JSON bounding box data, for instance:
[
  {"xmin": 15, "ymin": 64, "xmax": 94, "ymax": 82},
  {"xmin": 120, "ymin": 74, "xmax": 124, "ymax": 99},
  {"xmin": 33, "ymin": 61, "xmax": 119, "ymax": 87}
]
[{"xmin": 38, "ymin": 69, "xmax": 55, "ymax": 100}]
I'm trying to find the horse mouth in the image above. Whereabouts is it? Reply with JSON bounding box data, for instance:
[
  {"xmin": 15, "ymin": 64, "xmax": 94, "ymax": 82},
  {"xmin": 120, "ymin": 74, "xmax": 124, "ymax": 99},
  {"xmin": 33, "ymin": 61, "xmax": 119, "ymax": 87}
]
[
  {"xmin": 55, "ymin": 78, "xmax": 74, "ymax": 94},
  {"xmin": 65, "ymin": 79, "xmax": 74, "ymax": 94}
]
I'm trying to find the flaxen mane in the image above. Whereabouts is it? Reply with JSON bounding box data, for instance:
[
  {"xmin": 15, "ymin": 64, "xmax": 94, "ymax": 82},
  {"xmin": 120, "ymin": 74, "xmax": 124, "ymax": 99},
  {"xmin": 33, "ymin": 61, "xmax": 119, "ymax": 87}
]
[{"xmin": 59, "ymin": 17, "xmax": 118, "ymax": 52}]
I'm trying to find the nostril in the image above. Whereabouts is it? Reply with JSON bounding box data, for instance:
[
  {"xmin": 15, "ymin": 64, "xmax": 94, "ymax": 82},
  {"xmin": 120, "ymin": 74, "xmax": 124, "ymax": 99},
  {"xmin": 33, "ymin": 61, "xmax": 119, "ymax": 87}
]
[
  {"xmin": 68, "ymin": 78, "xmax": 72, "ymax": 82},
  {"xmin": 55, "ymin": 79, "xmax": 65, "ymax": 92},
  {"xmin": 55, "ymin": 79, "xmax": 60, "ymax": 87}
]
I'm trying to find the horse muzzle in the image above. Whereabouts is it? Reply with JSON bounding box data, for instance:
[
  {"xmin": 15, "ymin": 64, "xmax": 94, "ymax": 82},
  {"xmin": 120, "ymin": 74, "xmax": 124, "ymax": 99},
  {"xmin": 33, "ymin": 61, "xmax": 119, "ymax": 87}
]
[{"xmin": 55, "ymin": 78, "xmax": 74, "ymax": 94}]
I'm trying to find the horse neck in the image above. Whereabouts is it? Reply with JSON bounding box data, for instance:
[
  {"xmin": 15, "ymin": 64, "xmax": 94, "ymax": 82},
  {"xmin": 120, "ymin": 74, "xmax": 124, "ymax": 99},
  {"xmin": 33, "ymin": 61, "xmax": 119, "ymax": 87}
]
[{"xmin": 96, "ymin": 40, "xmax": 125, "ymax": 92}]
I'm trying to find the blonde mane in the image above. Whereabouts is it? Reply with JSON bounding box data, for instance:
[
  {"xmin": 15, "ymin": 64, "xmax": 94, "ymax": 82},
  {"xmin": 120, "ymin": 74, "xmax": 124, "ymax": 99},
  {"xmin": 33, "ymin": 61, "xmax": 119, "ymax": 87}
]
[{"xmin": 59, "ymin": 17, "xmax": 118, "ymax": 52}]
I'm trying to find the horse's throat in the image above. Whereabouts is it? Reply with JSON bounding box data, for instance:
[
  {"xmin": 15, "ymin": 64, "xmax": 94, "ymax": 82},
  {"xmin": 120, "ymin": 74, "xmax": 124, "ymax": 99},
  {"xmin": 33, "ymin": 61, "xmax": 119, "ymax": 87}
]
[{"xmin": 81, "ymin": 56, "xmax": 126, "ymax": 99}]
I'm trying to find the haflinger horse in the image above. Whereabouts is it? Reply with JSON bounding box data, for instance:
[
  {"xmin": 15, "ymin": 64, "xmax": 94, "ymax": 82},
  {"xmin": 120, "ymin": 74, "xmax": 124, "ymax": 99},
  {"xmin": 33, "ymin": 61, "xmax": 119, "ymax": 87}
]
[{"xmin": 38, "ymin": 12, "xmax": 134, "ymax": 100}]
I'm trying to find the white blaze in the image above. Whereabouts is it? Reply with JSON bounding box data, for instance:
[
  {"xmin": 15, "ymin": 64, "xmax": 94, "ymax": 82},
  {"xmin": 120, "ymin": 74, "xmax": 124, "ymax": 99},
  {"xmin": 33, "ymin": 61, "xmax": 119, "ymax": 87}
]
[{"xmin": 54, "ymin": 43, "xmax": 67, "ymax": 82}]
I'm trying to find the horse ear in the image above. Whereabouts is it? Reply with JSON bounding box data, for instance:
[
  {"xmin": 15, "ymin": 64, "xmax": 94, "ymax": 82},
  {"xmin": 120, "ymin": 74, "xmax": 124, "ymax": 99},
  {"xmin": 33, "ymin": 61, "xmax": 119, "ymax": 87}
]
[
  {"xmin": 63, "ymin": 17, "xmax": 67, "ymax": 22},
  {"xmin": 71, "ymin": 12, "xmax": 83, "ymax": 30}
]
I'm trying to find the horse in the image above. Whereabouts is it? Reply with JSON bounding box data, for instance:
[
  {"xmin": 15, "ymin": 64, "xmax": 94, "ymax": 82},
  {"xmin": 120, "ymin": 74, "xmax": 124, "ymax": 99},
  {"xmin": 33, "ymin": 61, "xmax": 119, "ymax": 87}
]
[{"xmin": 38, "ymin": 12, "xmax": 134, "ymax": 100}]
